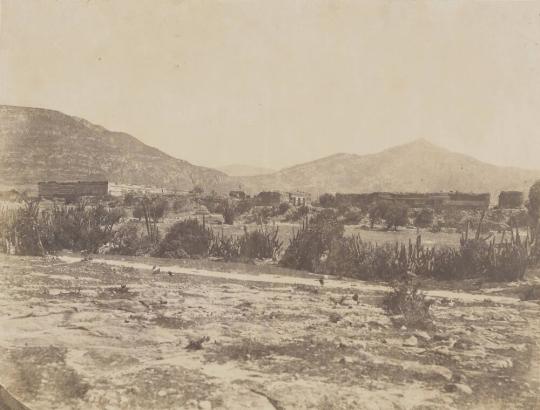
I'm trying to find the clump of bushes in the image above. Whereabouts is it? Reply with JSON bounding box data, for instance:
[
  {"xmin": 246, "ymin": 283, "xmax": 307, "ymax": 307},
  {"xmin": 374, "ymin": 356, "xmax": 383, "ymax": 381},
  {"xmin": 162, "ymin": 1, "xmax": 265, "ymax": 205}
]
[
  {"xmin": 382, "ymin": 279, "xmax": 433, "ymax": 329},
  {"xmin": 368, "ymin": 200, "xmax": 410, "ymax": 230},
  {"xmin": 154, "ymin": 219, "xmax": 213, "ymax": 258},
  {"xmin": 210, "ymin": 225, "xmax": 283, "ymax": 261},
  {"xmin": 0, "ymin": 199, "xmax": 124, "ymax": 255},
  {"xmin": 414, "ymin": 208, "xmax": 434, "ymax": 228},
  {"xmin": 111, "ymin": 222, "xmax": 155, "ymax": 256},
  {"xmin": 279, "ymin": 210, "xmax": 343, "ymax": 272}
]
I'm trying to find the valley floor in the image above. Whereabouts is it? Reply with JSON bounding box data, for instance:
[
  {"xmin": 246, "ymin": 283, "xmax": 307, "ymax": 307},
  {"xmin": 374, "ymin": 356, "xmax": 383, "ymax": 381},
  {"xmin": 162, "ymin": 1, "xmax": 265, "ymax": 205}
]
[{"xmin": 0, "ymin": 254, "xmax": 539, "ymax": 410}]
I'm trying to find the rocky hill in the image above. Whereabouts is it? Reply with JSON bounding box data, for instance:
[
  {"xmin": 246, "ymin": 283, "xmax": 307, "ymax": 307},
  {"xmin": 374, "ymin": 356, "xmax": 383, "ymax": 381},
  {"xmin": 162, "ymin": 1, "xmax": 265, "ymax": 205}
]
[
  {"xmin": 238, "ymin": 139, "xmax": 540, "ymax": 197},
  {"xmin": 0, "ymin": 105, "xmax": 228, "ymax": 192}
]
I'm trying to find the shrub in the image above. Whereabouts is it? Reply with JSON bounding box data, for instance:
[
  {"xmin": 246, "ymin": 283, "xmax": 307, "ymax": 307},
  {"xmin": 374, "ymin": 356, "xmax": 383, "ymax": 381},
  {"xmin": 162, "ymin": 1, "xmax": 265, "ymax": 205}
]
[
  {"xmin": 414, "ymin": 208, "xmax": 434, "ymax": 228},
  {"xmin": 284, "ymin": 205, "xmax": 310, "ymax": 222},
  {"xmin": 382, "ymin": 279, "xmax": 432, "ymax": 329},
  {"xmin": 210, "ymin": 225, "xmax": 283, "ymax": 261},
  {"xmin": 219, "ymin": 202, "xmax": 235, "ymax": 225},
  {"xmin": 111, "ymin": 222, "xmax": 154, "ymax": 256},
  {"xmin": 0, "ymin": 200, "xmax": 124, "ymax": 255},
  {"xmin": 318, "ymin": 193, "xmax": 336, "ymax": 208},
  {"xmin": 277, "ymin": 202, "xmax": 291, "ymax": 215},
  {"xmin": 340, "ymin": 206, "xmax": 364, "ymax": 225},
  {"xmin": 384, "ymin": 202, "xmax": 410, "ymax": 230},
  {"xmin": 320, "ymin": 228, "xmax": 530, "ymax": 282},
  {"xmin": 155, "ymin": 219, "xmax": 213, "ymax": 258},
  {"xmin": 368, "ymin": 201, "xmax": 389, "ymax": 228},
  {"xmin": 238, "ymin": 225, "xmax": 283, "ymax": 260},
  {"xmin": 172, "ymin": 196, "xmax": 194, "ymax": 213},
  {"xmin": 234, "ymin": 199, "xmax": 254, "ymax": 216},
  {"xmin": 280, "ymin": 210, "xmax": 344, "ymax": 272}
]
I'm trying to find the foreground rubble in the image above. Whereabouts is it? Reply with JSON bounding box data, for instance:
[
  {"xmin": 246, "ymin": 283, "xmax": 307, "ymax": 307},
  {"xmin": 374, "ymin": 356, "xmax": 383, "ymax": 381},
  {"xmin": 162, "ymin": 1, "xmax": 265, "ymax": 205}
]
[{"xmin": 0, "ymin": 254, "xmax": 538, "ymax": 409}]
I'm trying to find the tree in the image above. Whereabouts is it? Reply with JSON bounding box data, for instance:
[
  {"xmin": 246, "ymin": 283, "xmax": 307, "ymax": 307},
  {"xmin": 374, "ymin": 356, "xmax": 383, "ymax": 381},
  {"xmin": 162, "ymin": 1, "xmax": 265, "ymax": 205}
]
[
  {"xmin": 220, "ymin": 202, "xmax": 235, "ymax": 225},
  {"xmin": 384, "ymin": 202, "xmax": 409, "ymax": 231},
  {"xmin": 368, "ymin": 201, "xmax": 389, "ymax": 229},
  {"xmin": 318, "ymin": 193, "xmax": 336, "ymax": 208},
  {"xmin": 414, "ymin": 208, "xmax": 434, "ymax": 228}
]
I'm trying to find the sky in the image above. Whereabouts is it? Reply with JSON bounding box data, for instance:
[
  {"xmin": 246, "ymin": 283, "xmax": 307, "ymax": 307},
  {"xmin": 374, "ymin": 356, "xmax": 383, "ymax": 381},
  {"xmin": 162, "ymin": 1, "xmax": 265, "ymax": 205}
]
[{"xmin": 1, "ymin": 0, "xmax": 540, "ymax": 171}]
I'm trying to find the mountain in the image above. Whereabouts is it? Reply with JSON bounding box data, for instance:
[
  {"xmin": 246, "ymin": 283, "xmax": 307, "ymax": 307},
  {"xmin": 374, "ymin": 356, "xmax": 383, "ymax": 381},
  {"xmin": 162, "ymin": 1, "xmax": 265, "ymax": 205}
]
[
  {"xmin": 217, "ymin": 164, "xmax": 275, "ymax": 177},
  {"xmin": 0, "ymin": 105, "xmax": 229, "ymax": 192},
  {"xmin": 238, "ymin": 139, "xmax": 540, "ymax": 197}
]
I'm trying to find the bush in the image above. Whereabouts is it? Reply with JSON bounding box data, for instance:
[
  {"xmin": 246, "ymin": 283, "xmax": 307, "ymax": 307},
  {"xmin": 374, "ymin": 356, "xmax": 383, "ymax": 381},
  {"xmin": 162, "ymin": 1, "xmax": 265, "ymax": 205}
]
[
  {"xmin": 318, "ymin": 193, "xmax": 336, "ymax": 208},
  {"xmin": 280, "ymin": 210, "xmax": 344, "ymax": 272},
  {"xmin": 382, "ymin": 279, "xmax": 432, "ymax": 329},
  {"xmin": 414, "ymin": 208, "xmax": 434, "ymax": 228},
  {"xmin": 0, "ymin": 200, "xmax": 124, "ymax": 255},
  {"xmin": 384, "ymin": 202, "xmax": 410, "ymax": 230},
  {"xmin": 111, "ymin": 222, "xmax": 154, "ymax": 256},
  {"xmin": 284, "ymin": 205, "xmax": 310, "ymax": 222},
  {"xmin": 155, "ymin": 219, "xmax": 213, "ymax": 258},
  {"xmin": 219, "ymin": 202, "xmax": 235, "ymax": 225},
  {"xmin": 320, "ymin": 229, "xmax": 529, "ymax": 282},
  {"xmin": 277, "ymin": 202, "xmax": 291, "ymax": 215},
  {"xmin": 234, "ymin": 199, "xmax": 254, "ymax": 216},
  {"xmin": 210, "ymin": 225, "xmax": 283, "ymax": 261},
  {"xmin": 340, "ymin": 206, "xmax": 364, "ymax": 225},
  {"xmin": 238, "ymin": 226, "xmax": 283, "ymax": 260}
]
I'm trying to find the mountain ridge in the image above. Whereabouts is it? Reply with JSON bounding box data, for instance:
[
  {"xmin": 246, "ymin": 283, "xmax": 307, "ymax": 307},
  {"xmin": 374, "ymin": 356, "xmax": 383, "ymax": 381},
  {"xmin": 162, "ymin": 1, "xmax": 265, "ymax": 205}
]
[
  {"xmin": 237, "ymin": 139, "xmax": 540, "ymax": 196},
  {"xmin": 0, "ymin": 105, "xmax": 229, "ymax": 192}
]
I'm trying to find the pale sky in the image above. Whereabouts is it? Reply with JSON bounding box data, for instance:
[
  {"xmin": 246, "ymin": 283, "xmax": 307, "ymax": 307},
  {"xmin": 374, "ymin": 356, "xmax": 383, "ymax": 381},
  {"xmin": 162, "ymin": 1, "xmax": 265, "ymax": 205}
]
[{"xmin": 1, "ymin": 0, "xmax": 540, "ymax": 170}]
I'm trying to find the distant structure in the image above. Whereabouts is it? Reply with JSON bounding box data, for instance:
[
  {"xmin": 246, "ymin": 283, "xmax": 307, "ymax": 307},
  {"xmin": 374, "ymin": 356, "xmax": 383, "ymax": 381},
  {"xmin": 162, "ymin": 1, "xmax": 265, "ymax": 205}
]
[
  {"xmin": 498, "ymin": 191, "xmax": 524, "ymax": 209},
  {"xmin": 229, "ymin": 190, "xmax": 247, "ymax": 200},
  {"xmin": 331, "ymin": 192, "xmax": 490, "ymax": 210},
  {"xmin": 288, "ymin": 191, "xmax": 311, "ymax": 207},
  {"xmin": 38, "ymin": 181, "xmax": 108, "ymax": 199},
  {"xmin": 108, "ymin": 183, "xmax": 176, "ymax": 197}
]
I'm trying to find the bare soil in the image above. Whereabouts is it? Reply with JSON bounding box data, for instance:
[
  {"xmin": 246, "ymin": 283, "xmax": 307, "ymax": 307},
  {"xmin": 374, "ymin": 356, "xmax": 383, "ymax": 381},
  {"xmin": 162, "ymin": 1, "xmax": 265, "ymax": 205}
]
[{"xmin": 0, "ymin": 253, "xmax": 539, "ymax": 409}]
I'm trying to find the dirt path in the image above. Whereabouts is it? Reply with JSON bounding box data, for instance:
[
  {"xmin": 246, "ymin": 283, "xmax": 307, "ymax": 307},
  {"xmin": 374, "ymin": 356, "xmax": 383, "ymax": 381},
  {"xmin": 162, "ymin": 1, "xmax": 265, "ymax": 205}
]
[
  {"xmin": 58, "ymin": 255, "xmax": 521, "ymax": 305},
  {"xmin": 1, "ymin": 254, "xmax": 539, "ymax": 409}
]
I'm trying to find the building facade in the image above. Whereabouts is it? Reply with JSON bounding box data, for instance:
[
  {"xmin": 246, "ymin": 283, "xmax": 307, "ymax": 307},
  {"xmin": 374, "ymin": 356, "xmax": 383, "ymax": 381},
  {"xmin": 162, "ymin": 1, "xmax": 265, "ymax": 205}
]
[{"xmin": 38, "ymin": 181, "xmax": 109, "ymax": 199}]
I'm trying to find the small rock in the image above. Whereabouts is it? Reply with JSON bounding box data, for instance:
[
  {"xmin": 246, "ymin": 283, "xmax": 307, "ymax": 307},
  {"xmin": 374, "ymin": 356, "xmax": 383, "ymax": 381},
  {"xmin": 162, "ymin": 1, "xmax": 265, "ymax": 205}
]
[
  {"xmin": 199, "ymin": 400, "xmax": 212, "ymax": 410},
  {"xmin": 492, "ymin": 358, "xmax": 513, "ymax": 369},
  {"xmin": 339, "ymin": 356, "xmax": 356, "ymax": 365},
  {"xmin": 445, "ymin": 383, "xmax": 473, "ymax": 395},
  {"xmin": 433, "ymin": 346, "xmax": 451, "ymax": 356},
  {"xmin": 158, "ymin": 390, "xmax": 167, "ymax": 397},
  {"xmin": 414, "ymin": 330, "xmax": 431, "ymax": 342},
  {"xmin": 403, "ymin": 336, "xmax": 418, "ymax": 347}
]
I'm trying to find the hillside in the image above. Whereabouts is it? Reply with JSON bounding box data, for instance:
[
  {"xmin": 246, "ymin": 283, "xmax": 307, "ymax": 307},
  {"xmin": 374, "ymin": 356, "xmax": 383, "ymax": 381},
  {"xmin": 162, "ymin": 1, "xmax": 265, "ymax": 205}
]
[
  {"xmin": 217, "ymin": 164, "xmax": 275, "ymax": 176},
  {"xmin": 0, "ymin": 105, "xmax": 228, "ymax": 192},
  {"xmin": 238, "ymin": 139, "xmax": 540, "ymax": 196}
]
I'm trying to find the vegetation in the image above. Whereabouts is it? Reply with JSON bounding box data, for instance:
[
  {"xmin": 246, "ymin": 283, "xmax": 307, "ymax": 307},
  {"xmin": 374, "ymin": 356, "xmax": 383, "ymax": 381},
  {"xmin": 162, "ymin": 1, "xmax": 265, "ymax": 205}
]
[
  {"xmin": 279, "ymin": 210, "xmax": 343, "ymax": 272},
  {"xmin": 210, "ymin": 225, "xmax": 283, "ymax": 261},
  {"xmin": 154, "ymin": 219, "xmax": 213, "ymax": 258},
  {"xmin": 414, "ymin": 208, "xmax": 434, "ymax": 228},
  {"xmin": 0, "ymin": 199, "xmax": 123, "ymax": 255},
  {"xmin": 382, "ymin": 279, "xmax": 433, "ymax": 329}
]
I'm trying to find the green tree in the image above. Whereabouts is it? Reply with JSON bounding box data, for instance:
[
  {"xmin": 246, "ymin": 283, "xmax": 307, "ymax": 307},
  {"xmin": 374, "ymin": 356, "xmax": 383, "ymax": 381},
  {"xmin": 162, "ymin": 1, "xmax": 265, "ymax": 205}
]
[
  {"xmin": 384, "ymin": 202, "xmax": 409, "ymax": 231},
  {"xmin": 414, "ymin": 208, "xmax": 434, "ymax": 228}
]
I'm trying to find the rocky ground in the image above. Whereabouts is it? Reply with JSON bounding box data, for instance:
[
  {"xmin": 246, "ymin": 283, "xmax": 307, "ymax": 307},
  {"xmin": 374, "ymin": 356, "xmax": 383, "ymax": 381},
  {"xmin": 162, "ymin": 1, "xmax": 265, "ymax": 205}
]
[{"xmin": 0, "ymin": 254, "xmax": 539, "ymax": 410}]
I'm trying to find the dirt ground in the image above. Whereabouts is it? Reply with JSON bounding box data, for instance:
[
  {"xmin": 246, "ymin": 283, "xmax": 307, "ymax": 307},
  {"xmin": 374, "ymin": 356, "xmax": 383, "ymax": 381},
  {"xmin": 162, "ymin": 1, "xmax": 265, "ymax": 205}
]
[{"xmin": 0, "ymin": 254, "xmax": 539, "ymax": 410}]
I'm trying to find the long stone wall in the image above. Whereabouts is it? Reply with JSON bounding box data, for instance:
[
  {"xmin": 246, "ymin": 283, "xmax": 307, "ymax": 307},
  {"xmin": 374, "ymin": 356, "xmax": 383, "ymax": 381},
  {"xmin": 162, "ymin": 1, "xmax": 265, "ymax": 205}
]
[{"xmin": 38, "ymin": 181, "xmax": 108, "ymax": 198}]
